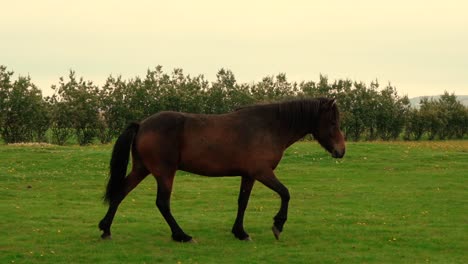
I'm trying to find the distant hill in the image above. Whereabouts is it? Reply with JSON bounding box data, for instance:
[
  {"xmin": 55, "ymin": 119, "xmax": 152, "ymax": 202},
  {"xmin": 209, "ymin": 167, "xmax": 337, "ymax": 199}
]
[{"xmin": 409, "ymin": 95, "xmax": 468, "ymax": 108}]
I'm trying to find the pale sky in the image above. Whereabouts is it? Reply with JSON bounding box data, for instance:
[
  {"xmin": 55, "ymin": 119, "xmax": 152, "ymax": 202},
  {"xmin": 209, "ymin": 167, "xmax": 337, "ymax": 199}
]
[{"xmin": 1, "ymin": 0, "xmax": 467, "ymax": 97}]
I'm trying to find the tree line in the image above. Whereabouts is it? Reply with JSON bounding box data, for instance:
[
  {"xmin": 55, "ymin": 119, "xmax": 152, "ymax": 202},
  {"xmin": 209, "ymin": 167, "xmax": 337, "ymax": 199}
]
[{"xmin": 1, "ymin": 65, "xmax": 467, "ymax": 145}]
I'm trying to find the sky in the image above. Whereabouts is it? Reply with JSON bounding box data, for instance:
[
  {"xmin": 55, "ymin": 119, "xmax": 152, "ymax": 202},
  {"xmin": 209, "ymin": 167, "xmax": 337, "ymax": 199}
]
[{"xmin": 1, "ymin": 0, "xmax": 467, "ymax": 98}]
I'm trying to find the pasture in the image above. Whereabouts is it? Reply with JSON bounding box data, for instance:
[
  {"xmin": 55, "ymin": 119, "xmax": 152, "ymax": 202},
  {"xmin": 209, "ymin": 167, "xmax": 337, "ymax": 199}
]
[{"xmin": 1, "ymin": 141, "xmax": 467, "ymax": 263}]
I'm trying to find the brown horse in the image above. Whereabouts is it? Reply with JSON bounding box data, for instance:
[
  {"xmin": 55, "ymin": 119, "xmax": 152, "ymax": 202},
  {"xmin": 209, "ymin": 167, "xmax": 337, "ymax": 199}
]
[{"xmin": 99, "ymin": 97, "xmax": 345, "ymax": 242}]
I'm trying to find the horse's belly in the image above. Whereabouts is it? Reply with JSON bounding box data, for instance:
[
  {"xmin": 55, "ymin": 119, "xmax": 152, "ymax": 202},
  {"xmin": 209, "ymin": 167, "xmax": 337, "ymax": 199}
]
[{"xmin": 179, "ymin": 151, "xmax": 246, "ymax": 177}]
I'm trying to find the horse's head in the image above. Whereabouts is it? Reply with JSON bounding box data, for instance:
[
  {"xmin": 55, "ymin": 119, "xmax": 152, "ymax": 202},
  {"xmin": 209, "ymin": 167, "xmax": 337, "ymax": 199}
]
[{"xmin": 313, "ymin": 98, "xmax": 346, "ymax": 159}]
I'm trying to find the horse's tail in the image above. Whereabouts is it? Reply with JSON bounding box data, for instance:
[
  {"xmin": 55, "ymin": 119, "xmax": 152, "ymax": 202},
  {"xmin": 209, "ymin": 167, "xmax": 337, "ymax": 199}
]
[{"xmin": 104, "ymin": 122, "xmax": 140, "ymax": 204}]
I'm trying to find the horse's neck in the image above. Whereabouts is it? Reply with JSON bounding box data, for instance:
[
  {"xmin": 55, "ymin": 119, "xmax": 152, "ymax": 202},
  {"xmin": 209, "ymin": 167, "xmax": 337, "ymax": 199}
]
[
  {"xmin": 280, "ymin": 126, "xmax": 309, "ymax": 149},
  {"xmin": 276, "ymin": 109, "xmax": 313, "ymax": 149},
  {"xmin": 240, "ymin": 103, "xmax": 313, "ymax": 149}
]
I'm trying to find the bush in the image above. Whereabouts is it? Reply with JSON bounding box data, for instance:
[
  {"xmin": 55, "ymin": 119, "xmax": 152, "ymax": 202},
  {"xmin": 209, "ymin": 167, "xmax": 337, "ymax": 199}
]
[
  {"xmin": 47, "ymin": 71, "xmax": 100, "ymax": 145},
  {"xmin": 0, "ymin": 66, "xmax": 50, "ymax": 143},
  {"xmin": 1, "ymin": 65, "xmax": 467, "ymax": 144}
]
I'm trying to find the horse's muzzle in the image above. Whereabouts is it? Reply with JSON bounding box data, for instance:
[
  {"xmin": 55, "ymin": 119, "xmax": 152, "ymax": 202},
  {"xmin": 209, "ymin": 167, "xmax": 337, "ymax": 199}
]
[{"xmin": 332, "ymin": 149, "xmax": 345, "ymax": 159}]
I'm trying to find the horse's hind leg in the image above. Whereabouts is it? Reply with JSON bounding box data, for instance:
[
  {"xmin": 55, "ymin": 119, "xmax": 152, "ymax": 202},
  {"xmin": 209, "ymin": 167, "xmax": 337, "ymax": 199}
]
[
  {"xmin": 99, "ymin": 167, "xmax": 149, "ymax": 239},
  {"xmin": 153, "ymin": 168, "xmax": 193, "ymax": 242},
  {"xmin": 232, "ymin": 176, "xmax": 255, "ymax": 240}
]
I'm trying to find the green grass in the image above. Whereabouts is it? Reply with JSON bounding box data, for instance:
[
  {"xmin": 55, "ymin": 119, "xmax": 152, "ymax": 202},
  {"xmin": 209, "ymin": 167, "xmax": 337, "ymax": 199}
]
[{"xmin": 1, "ymin": 141, "xmax": 467, "ymax": 263}]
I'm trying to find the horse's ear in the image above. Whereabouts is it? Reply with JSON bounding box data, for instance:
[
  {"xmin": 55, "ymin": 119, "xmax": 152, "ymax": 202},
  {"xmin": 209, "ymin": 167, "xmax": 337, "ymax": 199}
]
[{"xmin": 320, "ymin": 98, "xmax": 337, "ymax": 110}]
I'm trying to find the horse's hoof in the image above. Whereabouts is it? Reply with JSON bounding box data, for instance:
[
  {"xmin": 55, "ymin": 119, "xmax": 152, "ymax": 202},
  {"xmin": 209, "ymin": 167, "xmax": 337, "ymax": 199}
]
[
  {"xmin": 233, "ymin": 233, "xmax": 252, "ymax": 241},
  {"xmin": 101, "ymin": 233, "xmax": 111, "ymax": 240},
  {"xmin": 232, "ymin": 228, "xmax": 251, "ymax": 241},
  {"xmin": 272, "ymin": 226, "xmax": 281, "ymax": 240},
  {"xmin": 242, "ymin": 236, "xmax": 252, "ymax": 241},
  {"xmin": 186, "ymin": 238, "xmax": 197, "ymax": 244},
  {"xmin": 177, "ymin": 238, "xmax": 197, "ymax": 244},
  {"xmin": 172, "ymin": 233, "xmax": 193, "ymax": 243}
]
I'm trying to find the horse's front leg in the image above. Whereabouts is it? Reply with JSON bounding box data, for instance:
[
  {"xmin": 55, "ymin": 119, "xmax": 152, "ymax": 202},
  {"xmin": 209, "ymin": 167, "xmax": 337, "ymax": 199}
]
[
  {"xmin": 232, "ymin": 175, "xmax": 255, "ymax": 240},
  {"xmin": 254, "ymin": 170, "xmax": 290, "ymax": 240}
]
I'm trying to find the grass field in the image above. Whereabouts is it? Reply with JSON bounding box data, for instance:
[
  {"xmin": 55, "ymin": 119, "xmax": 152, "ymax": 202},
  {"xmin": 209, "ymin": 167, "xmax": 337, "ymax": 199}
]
[{"xmin": 1, "ymin": 141, "xmax": 467, "ymax": 263}]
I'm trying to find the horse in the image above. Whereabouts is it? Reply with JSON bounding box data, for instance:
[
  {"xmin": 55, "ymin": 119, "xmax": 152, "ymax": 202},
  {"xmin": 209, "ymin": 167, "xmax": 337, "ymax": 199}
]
[{"xmin": 99, "ymin": 97, "xmax": 346, "ymax": 242}]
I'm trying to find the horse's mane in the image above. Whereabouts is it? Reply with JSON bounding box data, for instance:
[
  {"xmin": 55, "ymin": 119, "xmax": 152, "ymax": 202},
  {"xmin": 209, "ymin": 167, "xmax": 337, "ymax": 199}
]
[
  {"xmin": 277, "ymin": 98, "xmax": 321, "ymax": 130},
  {"xmin": 236, "ymin": 97, "xmax": 337, "ymax": 132}
]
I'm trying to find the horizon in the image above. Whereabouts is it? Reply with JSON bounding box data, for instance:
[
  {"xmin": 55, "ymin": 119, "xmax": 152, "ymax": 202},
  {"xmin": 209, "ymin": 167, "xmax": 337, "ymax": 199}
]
[
  {"xmin": 1, "ymin": 1, "xmax": 467, "ymax": 98},
  {"xmin": 3, "ymin": 66, "xmax": 468, "ymax": 99}
]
